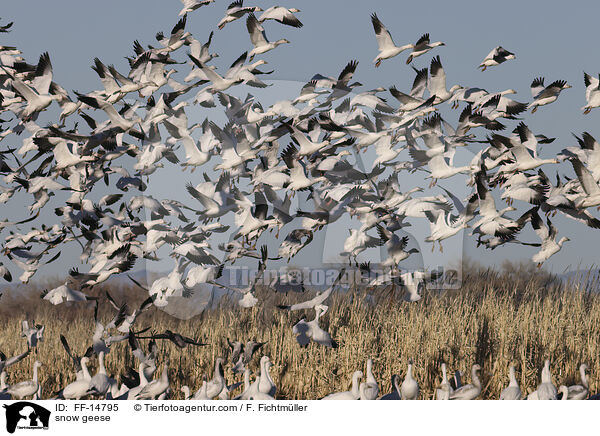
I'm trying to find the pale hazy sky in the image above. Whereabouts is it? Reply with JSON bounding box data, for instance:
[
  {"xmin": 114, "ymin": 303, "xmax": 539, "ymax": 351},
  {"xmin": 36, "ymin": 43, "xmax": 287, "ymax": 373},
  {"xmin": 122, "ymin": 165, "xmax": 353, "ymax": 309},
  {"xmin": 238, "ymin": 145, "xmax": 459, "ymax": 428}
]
[{"xmin": 1, "ymin": 0, "xmax": 600, "ymax": 280}]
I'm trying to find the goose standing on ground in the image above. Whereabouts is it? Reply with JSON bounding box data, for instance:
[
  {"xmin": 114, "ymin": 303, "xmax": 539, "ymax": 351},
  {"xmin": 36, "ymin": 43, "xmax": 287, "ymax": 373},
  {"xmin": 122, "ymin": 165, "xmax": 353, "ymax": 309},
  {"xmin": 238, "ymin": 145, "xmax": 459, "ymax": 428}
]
[
  {"xmin": 370, "ymin": 13, "xmax": 411, "ymax": 67},
  {"xmin": 61, "ymin": 356, "xmax": 92, "ymax": 400},
  {"xmin": 449, "ymin": 364, "xmax": 482, "ymax": 400},
  {"xmin": 359, "ymin": 359, "xmax": 379, "ymax": 400},
  {"xmin": 202, "ymin": 357, "xmax": 225, "ymax": 399},
  {"xmin": 499, "ymin": 365, "xmax": 522, "ymax": 400},
  {"xmin": 582, "ymin": 72, "xmax": 600, "ymax": 114},
  {"xmin": 322, "ymin": 371, "xmax": 363, "ymax": 400},
  {"xmin": 246, "ymin": 14, "xmax": 290, "ymax": 61},
  {"xmin": 566, "ymin": 364, "xmax": 589, "ymax": 400},
  {"xmin": 7, "ymin": 361, "xmax": 42, "ymax": 400},
  {"xmin": 529, "ymin": 359, "xmax": 557, "ymax": 400},
  {"xmin": 406, "ymin": 33, "xmax": 445, "ymax": 64},
  {"xmin": 478, "ymin": 46, "xmax": 515, "ymax": 71},
  {"xmin": 528, "ymin": 77, "xmax": 571, "ymax": 113},
  {"xmin": 400, "ymin": 359, "xmax": 419, "ymax": 400},
  {"xmin": 257, "ymin": 356, "xmax": 276, "ymax": 398},
  {"xmin": 436, "ymin": 363, "xmax": 453, "ymax": 400},
  {"xmin": 135, "ymin": 360, "xmax": 170, "ymax": 400}
]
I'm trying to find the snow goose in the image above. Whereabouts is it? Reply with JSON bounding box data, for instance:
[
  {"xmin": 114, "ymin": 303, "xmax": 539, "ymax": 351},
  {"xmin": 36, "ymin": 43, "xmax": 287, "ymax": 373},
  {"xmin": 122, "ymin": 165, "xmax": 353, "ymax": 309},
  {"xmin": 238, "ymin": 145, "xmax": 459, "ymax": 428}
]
[
  {"xmin": 188, "ymin": 55, "xmax": 242, "ymax": 93},
  {"xmin": 406, "ymin": 33, "xmax": 445, "ymax": 64},
  {"xmin": 529, "ymin": 360, "xmax": 557, "ymax": 400},
  {"xmin": 257, "ymin": 356, "xmax": 276, "ymax": 397},
  {"xmin": 400, "ymin": 359, "xmax": 419, "ymax": 400},
  {"xmin": 322, "ymin": 371, "xmax": 363, "ymax": 400},
  {"xmin": 8, "ymin": 361, "xmax": 42, "ymax": 400},
  {"xmin": 449, "ymin": 364, "xmax": 482, "ymax": 400},
  {"xmin": 21, "ymin": 320, "xmax": 44, "ymax": 350},
  {"xmin": 359, "ymin": 359, "xmax": 379, "ymax": 400},
  {"xmin": 530, "ymin": 209, "xmax": 569, "ymax": 267},
  {"xmin": 179, "ymin": 0, "xmax": 214, "ymax": 16},
  {"xmin": 246, "ymin": 14, "xmax": 290, "ymax": 61},
  {"xmin": 376, "ymin": 225, "xmax": 419, "ymax": 266},
  {"xmin": 60, "ymin": 335, "xmax": 93, "ymax": 381},
  {"xmin": 566, "ymin": 364, "xmax": 589, "ymax": 400},
  {"xmin": 2, "ymin": 53, "xmax": 63, "ymax": 120},
  {"xmin": 478, "ymin": 46, "xmax": 515, "ymax": 71},
  {"xmin": 370, "ymin": 13, "xmax": 411, "ymax": 67},
  {"xmin": 126, "ymin": 363, "xmax": 151, "ymax": 400},
  {"xmin": 570, "ymin": 157, "xmax": 600, "ymax": 208},
  {"xmin": 559, "ymin": 385, "xmax": 570, "ymax": 400},
  {"xmin": 0, "ymin": 372, "xmax": 10, "ymax": 400},
  {"xmin": 582, "ymin": 72, "xmax": 600, "ymax": 114},
  {"xmin": 61, "ymin": 356, "xmax": 92, "ymax": 399},
  {"xmin": 292, "ymin": 304, "xmax": 335, "ymax": 348},
  {"xmin": 341, "ymin": 228, "xmax": 383, "ymax": 259},
  {"xmin": 428, "ymin": 56, "xmax": 462, "ymax": 104},
  {"xmin": 135, "ymin": 360, "xmax": 170, "ymax": 400},
  {"xmin": 0, "ymin": 349, "xmax": 30, "ymax": 375},
  {"xmin": 528, "ymin": 77, "xmax": 571, "ymax": 113},
  {"xmin": 201, "ymin": 357, "xmax": 225, "ymax": 399},
  {"xmin": 499, "ymin": 365, "xmax": 522, "ymax": 400},
  {"xmin": 258, "ymin": 7, "xmax": 302, "ymax": 27},
  {"xmin": 218, "ymin": 0, "xmax": 262, "ymax": 29},
  {"xmin": 436, "ymin": 363, "xmax": 453, "ymax": 400},
  {"xmin": 87, "ymin": 351, "xmax": 117, "ymax": 398},
  {"xmin": 277, "ymin": 268, "xmax": 345, "ymax": 310}
]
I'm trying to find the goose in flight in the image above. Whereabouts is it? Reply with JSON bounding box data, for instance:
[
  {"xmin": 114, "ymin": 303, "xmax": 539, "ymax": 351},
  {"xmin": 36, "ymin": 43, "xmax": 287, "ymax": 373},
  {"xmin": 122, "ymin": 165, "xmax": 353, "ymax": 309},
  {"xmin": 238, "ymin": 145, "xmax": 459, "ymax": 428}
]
[
  {"xmin": 528, "ymin": 77, "xmax": 571, "ymax": 113},
  {"xmin": 137, "ymin": 329, "xmax": 207, "ymax": 349},
  {"xmin": 21, "ymin": 320, "xmax": 44, "ymax": 351},
  {"xmin": 499, "ymin": 365, "xmax": 522, "ymax": 400},
  {"xmin": 322, "ymin": 371, "xmax": 362, "ymax": 400},
  {"xmin": 565, "ymin": 364, "xmax": 589, "ymax": 400},
  {"xmin": 0, "ymin": 349, "xmax": 30, "ymax": 375},
  {"xmin": 218, "ymin": 0, "xmax": 262, "ymax": 29},
  {"xmin": 246, "ymin": 14, "xmax": 290, "ymax": 61},
  {"xmin": 449, "ymin": 364, "xmax": 482, "ymax": 400},
  {"xmin": 428, "ymin": 56, "xmax": 462, "ymax": 104},
  {"xmin": 406, "ymin": 33, "xmax": 445, "ymax": 64},
  {"xmin": 530, "ymin": 209, "xmax": 569, "ymax": 267},
  {"xmin": 179, "ymin": 0, "xmax": 214, "ymax": 16},
  {"xmin": 570, "ymin": 156, "xmax": 600, "ymax": 209},
  {"xmin": 582, "ymin": 72, "xmax": 600, "ymax": 114},
  {"xmin": 478, "ymin": 46, "xmax": 515, "ymax": 71},
  {"xmin": 258, "ymin": 6, "xmax": 302, "ymax": 27},
  {"xmin": 400, "ymin": 359, "xmax": 419, "ymax": 400},
  {"xmin": 7, "ymin": 361, "xmax": 42, "ymax": 399},
  {"xmin": 277, "ymin": 268, "xmax": 345, "ymax": 310},
  {"xmin": 370, "ymin": 13, "xmax": 411, "ymax": 67},
  {"xmin": 376, "ymin": 225, "xmax": 419, "ymax": 266},
  {"xmin": 292, "ymin": 304, "xmax": 335, "ymax": 348}
]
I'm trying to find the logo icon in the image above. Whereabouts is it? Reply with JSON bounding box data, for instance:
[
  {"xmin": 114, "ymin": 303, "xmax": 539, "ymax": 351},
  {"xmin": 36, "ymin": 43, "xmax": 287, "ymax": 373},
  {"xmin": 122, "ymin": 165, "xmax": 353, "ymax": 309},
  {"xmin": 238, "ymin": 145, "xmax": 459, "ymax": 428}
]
[{"xmin": 3, "ymin": 402, "xmax": 50, "ymax": 434}]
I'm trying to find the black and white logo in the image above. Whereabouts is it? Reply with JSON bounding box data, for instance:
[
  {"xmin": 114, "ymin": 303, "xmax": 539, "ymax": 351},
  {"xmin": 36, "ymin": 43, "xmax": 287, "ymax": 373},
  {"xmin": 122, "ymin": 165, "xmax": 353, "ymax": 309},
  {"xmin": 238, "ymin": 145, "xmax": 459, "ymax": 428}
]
[{"xmin": 3, "ymin": 402, "xmax": 50, "ymax": 434}]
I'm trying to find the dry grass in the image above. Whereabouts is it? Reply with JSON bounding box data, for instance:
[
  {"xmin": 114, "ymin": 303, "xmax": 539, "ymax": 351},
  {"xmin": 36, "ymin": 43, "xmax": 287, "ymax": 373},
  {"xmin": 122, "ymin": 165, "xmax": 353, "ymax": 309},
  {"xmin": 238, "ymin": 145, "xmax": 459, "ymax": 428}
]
[{"xmin": 0, "ymin": 263, "xmax": 599, "ymax": 400}]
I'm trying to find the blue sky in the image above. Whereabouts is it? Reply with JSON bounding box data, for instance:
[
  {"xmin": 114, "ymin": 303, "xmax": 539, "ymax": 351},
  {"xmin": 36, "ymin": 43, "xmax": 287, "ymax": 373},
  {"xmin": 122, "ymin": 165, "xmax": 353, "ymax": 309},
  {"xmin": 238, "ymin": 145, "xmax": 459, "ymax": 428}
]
[{"xmin": 1, "ymin": 0, "xmax": 600, "ymax": 279}]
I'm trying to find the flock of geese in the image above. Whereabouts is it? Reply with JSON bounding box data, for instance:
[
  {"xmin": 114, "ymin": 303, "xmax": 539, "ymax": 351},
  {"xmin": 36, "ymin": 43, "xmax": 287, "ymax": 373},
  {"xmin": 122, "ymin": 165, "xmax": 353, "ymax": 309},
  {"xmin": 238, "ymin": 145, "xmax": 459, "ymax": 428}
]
[
  {"xmin": 0, "ymin": 0, "xmax": 599, "ymax": 399},
  {"xmin": 0, "ymin": 323, "xmax": 596, "ymax": 400}
]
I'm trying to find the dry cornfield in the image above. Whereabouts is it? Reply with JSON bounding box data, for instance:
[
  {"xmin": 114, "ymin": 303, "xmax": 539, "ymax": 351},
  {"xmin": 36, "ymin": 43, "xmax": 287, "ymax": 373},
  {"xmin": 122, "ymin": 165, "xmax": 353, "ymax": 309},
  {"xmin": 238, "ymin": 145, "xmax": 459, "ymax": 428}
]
[{"xmin": 1, "ymin": 263, "xmax": 599, "ymax": 400}]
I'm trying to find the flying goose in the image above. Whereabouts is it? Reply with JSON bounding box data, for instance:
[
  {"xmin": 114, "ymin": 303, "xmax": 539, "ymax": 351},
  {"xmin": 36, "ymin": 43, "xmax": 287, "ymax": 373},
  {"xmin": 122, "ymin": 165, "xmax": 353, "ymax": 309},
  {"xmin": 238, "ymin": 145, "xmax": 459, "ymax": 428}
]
[
  {"xmin": 528, "ymin": 77, "xmax": 571, "ymax": 113},
  {"xmin": 258, "ymin": 7, "xmax": 302, "ymax": 27},
  {"xmin": 582, "ymin": 72, "xmax": 600, "ymax": 114},
  {"xmin": 218, "ymin": 0, "xmax": 262, "ymax": 29},
  {"xmin": 478, "ymin": 46, "xmax": 515, "ymax": 71},
  {"xmin": 292, "ymin": 304, "xmax": 335, "ymax": 348},
  {"xmin": 370, "ymin": 13, "xmax": 411, "ymax": 67},
  {"xmin": 246, "ymin": 14, "xmax": 290, "ymax": 61},
  {"xmin": 428, "ymin": 56, "xmax": 462, "ymax": 104},
  {"xmin": 406, "ymin": 33, "xmax": 445, "ymax": 64},
  {"xmin": 179, "ymin": 0, "xmax": 214, "ymax": 16},
  {"xmin": 530, "ymin": 209, "xmax": 569, "ymax": 267},
  {"xmin": 499, "ymin": 365, "xmax": 522, "ymax": 400},
  {"xmin": 277, "ymin": 268, "xmax": 345, "ymax": 310}
]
